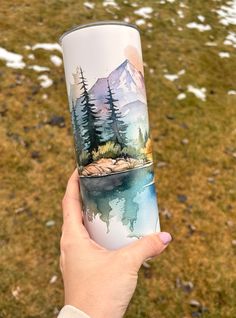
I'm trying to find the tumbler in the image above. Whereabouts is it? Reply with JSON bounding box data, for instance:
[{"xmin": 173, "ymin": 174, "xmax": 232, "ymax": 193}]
[{"xmin": 60, "ymin": 21, "xmax": 160, "ymax": 249}]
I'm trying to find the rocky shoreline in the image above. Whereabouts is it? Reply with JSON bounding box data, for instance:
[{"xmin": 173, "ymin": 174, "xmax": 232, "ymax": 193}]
[{"xmin": 81, "ymin": 157, "xmax": 149, "ymax": 177}]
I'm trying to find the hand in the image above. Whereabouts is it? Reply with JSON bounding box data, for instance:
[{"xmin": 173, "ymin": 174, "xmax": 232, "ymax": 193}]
[{"xmin": 60, "ymin": 169, "xmax": 172, "ymax": 318}]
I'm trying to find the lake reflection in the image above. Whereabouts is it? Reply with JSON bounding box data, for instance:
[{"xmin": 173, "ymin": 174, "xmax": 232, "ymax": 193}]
[{"xmin": 80, "ymin": 163, "xmax": 159, "ymax": 237}]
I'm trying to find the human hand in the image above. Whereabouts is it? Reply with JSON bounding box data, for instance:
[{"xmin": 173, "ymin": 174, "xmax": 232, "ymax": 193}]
[{"xmin": 60, "ymin": 169, "xmax": 172, "ymax": 318}]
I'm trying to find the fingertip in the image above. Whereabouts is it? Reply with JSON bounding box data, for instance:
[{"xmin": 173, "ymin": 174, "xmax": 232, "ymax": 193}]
[{"xmin": 158, "ymin": 232, "xmax": 172, "ymax": 245}]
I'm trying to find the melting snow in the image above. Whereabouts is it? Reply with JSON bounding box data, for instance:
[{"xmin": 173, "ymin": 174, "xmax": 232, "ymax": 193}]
[
  {"xmin": 84, "ymin": 2, "xmax": 95, "ymax": 9},
  {"xmin": 164, "ymin": 69, "xmax": 185, "ymax": 81},
  {"xmin": 164, "ymin": 74, "xmax": 178, "ymax": 81},
  {"xmin": 50, "ymin": 55, "xmax": 62, "ymax": 66},
  {"xmin": 228, "ymin": 90, "xmax": 236, "ymax": 95},
  {"xmin": 219, "ymin": 51, "xmax": 230, "ymax": 58},
  {"xmin": 49, "ymin": 275, "xmax": 58, "ymax": 284},
  {"xmin": 134, "ymin": 7, "xmax": 153, "ymax": 19},
  {"xmin": 27, "ymin": 54, "xmax": 35, "ymax": 60},
  {"xmin": 177, "ymin": 93, "xmax": 186, "ymax": 100},
  {"xmin": 205, "ymin": 42, "xmax": 218, "ymax": 46},
  {"xmin": 28, "ymin": 65, "xmax": 50, "ymax": 72},
  {"xmin": 186, "ymin": 22, "xmax": 212, "ymax": 31},
  {"xmin": 149, "ymin": 68, "xmax": 154, "ymax": 74},
  {"xmin": 224, "ymin": 31, "xmax": 236, "ymax": 48},
  {"xmin": 0, "ymin": 47, "xmax": 25, "ymax": 69},
  {"xmin": 178, "ymin": 69, "xmax": 186, "ymax": 76},
  {"xmin": 123, "ymin": 17, "xmax": 130, "ymax": 23},
  {"xmin": 187, "ymin": 85, "xmax": 206, "ymax": 101},
  {"xmin": 31, "ymin": 43, "xmax": 62, "ymax": 53},
  {"xmin": 103, "ymin": 0, "xmax": 119, "ymax": 8},
  {"xmin": 216, "ymin": 0, "xmax": 236, "ymax": 26},
  {"xmin": 197, "ymin": 15, "xmax": 205, "ymax": 22},
  {"xmin": 180, "ymin": 2, "xmax": 187, "ymax": 8},
  {"xmin": 135, "ymin": 19, "xmax": 146, "ymax": 26},
  {"xmin": 177, "ymin": 10, "xmax": 184, "ymax": 18},
  {"xmin": 38, "ymin": 74, "xmax": 53, "ymax": 88}
]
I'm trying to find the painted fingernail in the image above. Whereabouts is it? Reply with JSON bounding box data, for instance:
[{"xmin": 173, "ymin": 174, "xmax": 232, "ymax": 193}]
[{"xmin": 158, "ymin": 232, "xmax": 172, "ymax": 245}]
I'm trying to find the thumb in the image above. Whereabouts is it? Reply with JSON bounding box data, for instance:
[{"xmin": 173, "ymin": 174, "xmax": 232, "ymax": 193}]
[{"xmin": 123, "ymin": 232, "xmax": 172, "ymax": 269}]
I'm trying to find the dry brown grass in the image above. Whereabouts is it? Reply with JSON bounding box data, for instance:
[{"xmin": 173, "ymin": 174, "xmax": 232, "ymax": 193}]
[{"xmin": 0, "ymin": 0, "xmax": 236, "ymax": 317}]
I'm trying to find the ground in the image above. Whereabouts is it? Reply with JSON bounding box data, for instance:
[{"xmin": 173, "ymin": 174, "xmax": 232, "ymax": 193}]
[{"xmin": 0, "ymin": 0, "xmax": 236, "ymax": 317}]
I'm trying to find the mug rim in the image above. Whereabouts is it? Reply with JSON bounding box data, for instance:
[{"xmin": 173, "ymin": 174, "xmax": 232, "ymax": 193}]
[{"xmin": 59, "ymin": 21, "xmax": 140, "ymax": 45}]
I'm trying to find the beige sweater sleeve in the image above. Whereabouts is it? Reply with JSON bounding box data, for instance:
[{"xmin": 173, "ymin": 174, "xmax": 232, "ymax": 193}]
[{"xmin": 58, "ymin": 305, "xmax": 91, "ymax": 318}]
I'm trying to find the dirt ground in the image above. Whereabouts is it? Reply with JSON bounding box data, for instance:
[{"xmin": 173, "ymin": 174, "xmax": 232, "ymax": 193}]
[{"xmin": 0, "ymin": 0, "xmax": 236, "ymax": 317}]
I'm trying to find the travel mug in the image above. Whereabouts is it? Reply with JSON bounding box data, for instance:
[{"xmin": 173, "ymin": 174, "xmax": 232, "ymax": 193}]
[{"xmin": 60, "ymin": 21, "xmax": 160, "ymax": 249}]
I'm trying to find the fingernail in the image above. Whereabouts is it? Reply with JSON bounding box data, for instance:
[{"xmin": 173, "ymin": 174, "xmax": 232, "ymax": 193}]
[{"xmin": 158, "ymin": 232, "xmax": 172, "ymax": 245}]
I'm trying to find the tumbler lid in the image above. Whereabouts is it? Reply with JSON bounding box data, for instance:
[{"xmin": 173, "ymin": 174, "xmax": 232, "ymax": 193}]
[{"xmin": 59, "ymin": 21, "xmax": 139, "ymax": 45}]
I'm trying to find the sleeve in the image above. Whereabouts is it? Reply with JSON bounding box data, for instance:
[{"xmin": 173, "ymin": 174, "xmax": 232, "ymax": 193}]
[{"xmin": 57, "ymin": 305, "xmax": 91, "ymax": 318}]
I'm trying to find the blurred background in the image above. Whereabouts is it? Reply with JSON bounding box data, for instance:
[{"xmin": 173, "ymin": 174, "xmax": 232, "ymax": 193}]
[{"xmin": 0, "ymin": 0, "xmax": 236, "ymax": 317}]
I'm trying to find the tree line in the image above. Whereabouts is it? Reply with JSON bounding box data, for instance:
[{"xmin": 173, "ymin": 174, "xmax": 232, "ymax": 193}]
[
  {"xmin": 72, "ymin": 68, "xmax": 128, "ymax": 159},
  {"xmin": 71, "ymin": 67, "xmax": 148, "ymax": 164}
]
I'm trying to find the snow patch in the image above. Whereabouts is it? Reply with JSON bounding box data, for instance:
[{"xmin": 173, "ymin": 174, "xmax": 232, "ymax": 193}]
[
  {"xmin": 218, "ymin": 51, "xmax": 230, "ymax": 58},
  {"xmin": 216, "ymin": 0, "xmax": 236, "ymax": 26},
  {"xmin": 134, "ymin": 7, "xmax": 153, "ymax": 19},
  {"xmin": 186, "ymin": 22, "xmax": 212, "ymax": 31},
  {"xmin": 49, "ymin": 275, "xmax": 57, "ymax": 284},
  {"xmin": 224, "ymin": 31, "xmax": 236, "ymax": 48},
  {"xmin": 38, "ymin": 74, "xmax": 53, "ymax": 88},
  {"xmin": 32, "ymin": 43, "xmax": 62, "ymax": 53},
  {"xmin": 135, "ymin": 19, "xmax": 146, "ymax": 26},
  {"xmin": 205, "ymin": 42, "xmax": 218, "ymax": 46},
  {"xmin": 0, "ymin": 47, "xmax": 25, "ymax": 69},
  {"xmin": 27, "ymin": 54, "xmax": 35, "ymax": 60},
  {"xmin": 164, "ymin": 74, "xmax": 178, "ymax": 81},
  {"xmin": 180, "ymin": 2, "xmax": 187, "ymax": 8},
  {"xmin": 84, "ymin": 1, "xmax": 95, "ymax": 9},
  {"xmin": 50, "ymin": 55, "xmax": 62, "ymax": 66},
  {"xmin": 164, "ymin": 69, "xmax": 185, "ymax": 81},
  {"xmin": 160, "ymin": 0, "xmax": 174, "ymax": 3},
  {"xmin": 197, "ymin": 15, "xmax": 205, "ymax": 22},
  {"xmin": 103, "ymin": 0, "xmax": 119, "ymax": 8},
  {"xmin": 187, "ymin": 85, "xmax": 206, "ymax": 101},
  {"xmin": 28, "ymin": 65, "xmax": 50, "ymax": 72},
  {"xmin": 177, "ymin": 93, "xmax": 186, "ymax": 100},
  {"xmin": 123, "ymin": 17, "xmax": 130, "ymax": 23},
  {"xmin": 228, "ymin": 90, "xmax": 236, "ymax": 95},
  {"xmin": 177, "ymin": 10, "xmax": 184, "ymax": 18}
]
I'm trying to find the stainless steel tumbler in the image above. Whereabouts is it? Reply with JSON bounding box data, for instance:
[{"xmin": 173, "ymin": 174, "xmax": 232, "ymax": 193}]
[{"xmin": 60, "ymin": 21, "xmax": 160, "ymax": 249}]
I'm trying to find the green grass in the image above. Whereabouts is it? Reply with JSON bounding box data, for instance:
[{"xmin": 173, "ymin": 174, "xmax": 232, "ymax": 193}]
[{"xmin": 0, "ymin": 0, "xmax": 236, "ymax": 317}]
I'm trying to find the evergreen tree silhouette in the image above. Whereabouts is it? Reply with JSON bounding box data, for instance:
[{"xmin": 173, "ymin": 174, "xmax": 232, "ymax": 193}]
[
  {"xmin": 138, "ymin": 127, "xmax": 144, "ymax": 147},
  {"xmin": 71, "ymin": 100, "xmax": 83, "ymax": 152},
  {"xmin": 144, "ymin": 130, "xmax": 149, "ymax": 144},
  {"xmin": 79, "ymin": 67, "xmax": 102, "ymax": 156},
  {"xmin": 105, "ymin": 80, "xmax": 128, "ymax": 148}
]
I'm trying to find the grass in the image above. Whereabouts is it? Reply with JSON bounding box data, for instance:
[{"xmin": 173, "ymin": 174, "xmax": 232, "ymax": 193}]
[{"xmin": 0, "ymin": 0, "xmax": 236, "ymax": 317}]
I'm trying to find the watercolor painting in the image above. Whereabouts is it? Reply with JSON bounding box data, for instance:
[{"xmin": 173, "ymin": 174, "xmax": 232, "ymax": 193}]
[{"xmin": 69, "ymin": 58, "xmax": 159, "ymax": 242}]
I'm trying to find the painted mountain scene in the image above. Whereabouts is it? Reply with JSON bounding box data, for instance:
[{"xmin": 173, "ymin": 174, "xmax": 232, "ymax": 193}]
[{"xmin": 69, "ymin": 59, "xmax": 159, "ymax": 246}]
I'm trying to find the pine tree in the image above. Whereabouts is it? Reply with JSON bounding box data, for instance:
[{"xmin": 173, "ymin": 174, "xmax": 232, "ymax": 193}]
[
  {"xmin": 71, "ymin": 100, "xmax": 83, "ymax": 152},
  {"xmin": 144, "ymin": 130, "xmax": 149, "ymax": 144},
  {"xmin": 138, "ymin": 127, "xmax": 144, "ymax": 147},
  {"xmin": 79, "ymin": 67, "xmax": 102, "ymax": 156},
  {"xmin": 105, "ymin": 80, "xmax": 128, "ymax": 148}
]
